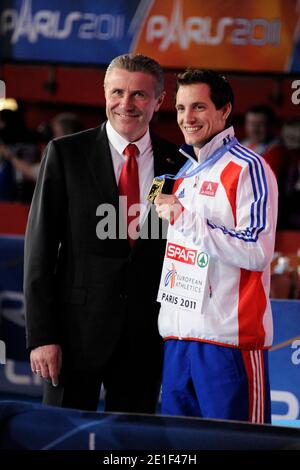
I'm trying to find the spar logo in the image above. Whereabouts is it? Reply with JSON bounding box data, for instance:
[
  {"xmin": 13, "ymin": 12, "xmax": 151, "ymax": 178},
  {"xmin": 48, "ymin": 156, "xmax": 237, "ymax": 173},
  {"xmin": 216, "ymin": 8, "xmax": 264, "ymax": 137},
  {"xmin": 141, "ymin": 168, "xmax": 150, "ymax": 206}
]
[
  {"xmin": 197, "ymin": 252, "xmax": 209, "ymax": 268},
  {"xmin": 164, "ymin": 263, "xmax": 177, "ymax": 288},
  {"xmin": 166, "ymin": 242, "xmax": 197, "ymax": 265}
]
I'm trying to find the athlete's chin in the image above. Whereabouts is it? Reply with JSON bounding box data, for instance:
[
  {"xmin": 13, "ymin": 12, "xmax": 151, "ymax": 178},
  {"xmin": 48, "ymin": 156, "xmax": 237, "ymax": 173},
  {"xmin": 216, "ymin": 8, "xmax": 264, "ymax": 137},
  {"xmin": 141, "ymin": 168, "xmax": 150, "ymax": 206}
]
[{"xmin": 183, "ymin": 133, "xmax": 205, "ymax": 147}]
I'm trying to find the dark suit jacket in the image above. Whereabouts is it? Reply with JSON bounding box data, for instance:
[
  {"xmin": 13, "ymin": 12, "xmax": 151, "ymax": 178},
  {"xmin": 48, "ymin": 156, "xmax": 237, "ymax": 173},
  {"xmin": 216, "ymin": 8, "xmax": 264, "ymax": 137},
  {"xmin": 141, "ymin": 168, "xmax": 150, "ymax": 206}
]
[{"xmin": 24, "ymin": 123, "xmax": 185, "ymax": 372}]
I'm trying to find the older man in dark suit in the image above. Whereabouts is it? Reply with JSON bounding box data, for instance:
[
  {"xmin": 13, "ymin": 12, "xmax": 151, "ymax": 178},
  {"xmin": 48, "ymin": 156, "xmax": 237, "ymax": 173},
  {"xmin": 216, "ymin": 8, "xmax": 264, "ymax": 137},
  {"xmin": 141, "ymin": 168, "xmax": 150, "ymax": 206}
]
[{"xmin": 24, "ymin": 54, "xmax": 184, "ymax": 413}]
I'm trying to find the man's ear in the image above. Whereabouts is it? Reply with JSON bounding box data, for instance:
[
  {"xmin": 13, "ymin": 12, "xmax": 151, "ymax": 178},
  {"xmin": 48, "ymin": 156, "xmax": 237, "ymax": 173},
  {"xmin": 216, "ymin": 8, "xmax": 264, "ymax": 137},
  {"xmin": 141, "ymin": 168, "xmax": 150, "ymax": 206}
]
[
  {"xmin": 155, "ymin": 91, "xmax": 166, "ymax": 112},
  {"xmin": 222, "ymin": 102, "xmax": 232, "ymax": 122}
]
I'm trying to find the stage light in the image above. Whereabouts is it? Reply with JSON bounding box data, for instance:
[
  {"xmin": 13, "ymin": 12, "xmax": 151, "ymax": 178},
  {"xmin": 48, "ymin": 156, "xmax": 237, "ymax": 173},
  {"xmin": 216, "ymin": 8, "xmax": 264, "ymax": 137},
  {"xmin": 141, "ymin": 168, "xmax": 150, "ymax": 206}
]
[{"xmin": 0, "ymin": 98, "xmax": 18, "ymax": 111}]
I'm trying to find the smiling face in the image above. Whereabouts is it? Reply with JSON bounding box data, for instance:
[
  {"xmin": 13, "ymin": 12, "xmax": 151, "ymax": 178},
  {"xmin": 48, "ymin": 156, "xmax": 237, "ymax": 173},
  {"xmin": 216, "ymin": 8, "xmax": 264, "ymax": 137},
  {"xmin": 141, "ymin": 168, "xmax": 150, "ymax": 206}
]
[
  {"xmin": 176, "ymin": 83, "xmax": 232, "ymax": 152},
  {"xmin": 104, "ymin": 68, "xmax": 165, "ymax": 142}
]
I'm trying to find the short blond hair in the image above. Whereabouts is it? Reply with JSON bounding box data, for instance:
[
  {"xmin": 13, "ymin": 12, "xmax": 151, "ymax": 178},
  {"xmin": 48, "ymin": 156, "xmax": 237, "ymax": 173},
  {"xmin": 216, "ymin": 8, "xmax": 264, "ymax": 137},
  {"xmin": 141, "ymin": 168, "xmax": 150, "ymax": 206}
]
[{"xmin": 104, "ymin": 54, "xmax": 164, "ymax": 97}]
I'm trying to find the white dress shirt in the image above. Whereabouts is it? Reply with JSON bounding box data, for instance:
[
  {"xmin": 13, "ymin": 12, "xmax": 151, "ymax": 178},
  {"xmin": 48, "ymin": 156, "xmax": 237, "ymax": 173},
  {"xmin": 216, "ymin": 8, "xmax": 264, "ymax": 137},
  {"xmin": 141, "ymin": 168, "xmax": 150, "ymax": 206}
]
[{"xmin": 106, "ymin": 120, "xmax": 154, "ymax": 207}]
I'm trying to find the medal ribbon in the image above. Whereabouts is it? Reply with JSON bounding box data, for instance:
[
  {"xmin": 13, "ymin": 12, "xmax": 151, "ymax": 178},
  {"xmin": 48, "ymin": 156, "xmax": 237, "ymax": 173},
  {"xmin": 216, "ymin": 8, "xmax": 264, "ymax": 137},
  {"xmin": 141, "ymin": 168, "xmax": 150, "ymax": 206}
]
[{"xmin": 156, "ymin": 137, "xmax": 238, "ymax": 181}]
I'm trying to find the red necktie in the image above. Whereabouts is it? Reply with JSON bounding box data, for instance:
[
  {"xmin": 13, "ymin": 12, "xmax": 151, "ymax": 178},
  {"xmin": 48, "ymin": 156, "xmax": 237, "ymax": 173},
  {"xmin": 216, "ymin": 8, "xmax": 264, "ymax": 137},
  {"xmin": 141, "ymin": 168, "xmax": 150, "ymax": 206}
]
[{"xmin": 118, "ymin": 143, "xmax": 140, "ymax": 246}]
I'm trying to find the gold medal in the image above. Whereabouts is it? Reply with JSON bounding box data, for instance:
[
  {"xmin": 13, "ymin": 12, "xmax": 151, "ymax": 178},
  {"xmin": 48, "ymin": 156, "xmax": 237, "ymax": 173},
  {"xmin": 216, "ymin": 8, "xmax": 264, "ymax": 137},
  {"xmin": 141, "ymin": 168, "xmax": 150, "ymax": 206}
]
[{"xmin": 147, "ymin": 177, "xmax": 165, "ymax": 202}]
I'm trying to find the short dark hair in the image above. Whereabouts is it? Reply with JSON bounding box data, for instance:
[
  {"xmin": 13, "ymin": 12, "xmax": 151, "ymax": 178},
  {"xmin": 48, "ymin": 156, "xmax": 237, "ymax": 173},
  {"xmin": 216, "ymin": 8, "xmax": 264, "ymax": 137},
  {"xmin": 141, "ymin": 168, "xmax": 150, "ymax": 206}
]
[
  {"xmin": 176, "ymin": 69, "xmax": 234, "ymax": 127},
  {"xmin": 104, "ymin": 54, "xmax": 164, "ymax": 97},
  {"xmin": 245, "ymin": 105, "xmax": 275, "ymax": 125}
]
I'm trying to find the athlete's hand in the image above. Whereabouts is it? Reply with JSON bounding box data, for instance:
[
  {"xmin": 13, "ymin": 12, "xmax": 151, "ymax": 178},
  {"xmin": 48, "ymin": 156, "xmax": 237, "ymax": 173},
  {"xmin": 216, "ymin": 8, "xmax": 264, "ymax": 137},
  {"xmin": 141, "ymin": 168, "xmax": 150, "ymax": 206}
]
[
  {"xmin": 154, "ymin": 194, "xmax": 184, "ymax": 223},
  {"xmin": 30, "ymin": 344, "xmax": 62, "ymax": 387}
]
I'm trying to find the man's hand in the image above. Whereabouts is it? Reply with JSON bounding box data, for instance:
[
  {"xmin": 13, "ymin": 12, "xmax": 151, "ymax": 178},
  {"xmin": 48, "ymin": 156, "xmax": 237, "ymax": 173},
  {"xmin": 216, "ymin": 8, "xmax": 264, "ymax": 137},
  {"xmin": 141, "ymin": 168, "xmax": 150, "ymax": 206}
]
[
  {"xmin": 154, "ymin": 193, "xmax": 183, "ymax": 223},
  {"xmin": 30, "ymin": 344, "xmax": 62, "ymax": 387}
]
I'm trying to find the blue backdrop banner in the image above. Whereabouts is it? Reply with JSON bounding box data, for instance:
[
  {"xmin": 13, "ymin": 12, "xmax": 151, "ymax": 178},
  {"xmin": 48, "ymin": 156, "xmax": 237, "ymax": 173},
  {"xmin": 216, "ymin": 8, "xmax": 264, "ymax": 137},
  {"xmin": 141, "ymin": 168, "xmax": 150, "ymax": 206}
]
[
  {"xmin": 269, "ymin": 300, "xmax": 300, "ymax": 421},
  {"xmin": 0, "ymin": 0, "xmax": 142, "ymax": 65}
]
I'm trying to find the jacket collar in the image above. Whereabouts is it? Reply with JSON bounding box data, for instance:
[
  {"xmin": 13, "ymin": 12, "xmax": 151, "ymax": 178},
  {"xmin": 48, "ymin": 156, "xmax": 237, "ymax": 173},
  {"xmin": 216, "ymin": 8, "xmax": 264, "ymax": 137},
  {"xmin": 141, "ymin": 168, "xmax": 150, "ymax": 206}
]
[{"xmin": 180, "ymin": 126, "xmax": 235, "ymax": 163}]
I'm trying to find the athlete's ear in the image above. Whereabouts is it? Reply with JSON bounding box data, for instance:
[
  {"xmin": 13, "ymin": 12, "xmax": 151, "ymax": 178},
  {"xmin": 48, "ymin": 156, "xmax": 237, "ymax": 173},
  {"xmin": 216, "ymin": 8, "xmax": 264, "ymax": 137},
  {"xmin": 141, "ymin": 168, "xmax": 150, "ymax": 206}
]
[{"xmin": 221, "ymin": 102, "xmax": 232, "ymax": 122}]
